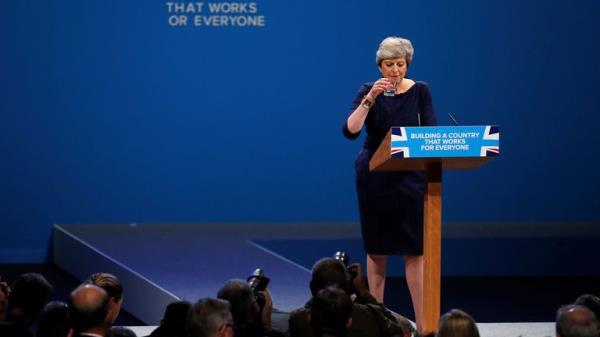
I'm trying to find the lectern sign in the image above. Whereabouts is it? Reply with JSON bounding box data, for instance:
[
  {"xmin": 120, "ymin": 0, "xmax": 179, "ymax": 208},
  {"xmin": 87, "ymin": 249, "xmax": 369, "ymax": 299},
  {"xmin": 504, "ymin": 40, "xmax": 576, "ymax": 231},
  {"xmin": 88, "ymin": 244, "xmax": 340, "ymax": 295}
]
[{"xmin": 391, "ymin": 125, "xmax": 500, "ymax": 158}]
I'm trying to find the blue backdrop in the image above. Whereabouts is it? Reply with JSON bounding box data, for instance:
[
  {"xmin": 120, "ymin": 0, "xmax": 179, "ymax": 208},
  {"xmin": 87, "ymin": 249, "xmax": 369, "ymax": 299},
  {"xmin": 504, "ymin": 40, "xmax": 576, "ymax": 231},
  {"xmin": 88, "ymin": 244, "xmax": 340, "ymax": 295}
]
[{"xmin": 1, "ymin": 0, "xmax": 599, "ymax": 262}]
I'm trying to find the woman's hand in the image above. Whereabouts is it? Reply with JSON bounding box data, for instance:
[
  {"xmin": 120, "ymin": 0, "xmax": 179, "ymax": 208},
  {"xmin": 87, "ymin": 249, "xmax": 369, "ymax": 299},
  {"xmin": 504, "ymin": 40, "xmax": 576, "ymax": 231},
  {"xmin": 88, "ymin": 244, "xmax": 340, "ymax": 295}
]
[{"xmin": 367, "ymin": 78, "xmax": 394, "ymax": 99}]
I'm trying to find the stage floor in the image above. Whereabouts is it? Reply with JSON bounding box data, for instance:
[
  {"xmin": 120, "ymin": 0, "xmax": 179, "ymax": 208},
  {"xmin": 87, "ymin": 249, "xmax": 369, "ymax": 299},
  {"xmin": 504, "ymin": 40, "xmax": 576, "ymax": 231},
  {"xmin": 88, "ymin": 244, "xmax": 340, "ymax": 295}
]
[{"xmin": 52, "ymin": 222, "xmax": 364, "ymax": 323}]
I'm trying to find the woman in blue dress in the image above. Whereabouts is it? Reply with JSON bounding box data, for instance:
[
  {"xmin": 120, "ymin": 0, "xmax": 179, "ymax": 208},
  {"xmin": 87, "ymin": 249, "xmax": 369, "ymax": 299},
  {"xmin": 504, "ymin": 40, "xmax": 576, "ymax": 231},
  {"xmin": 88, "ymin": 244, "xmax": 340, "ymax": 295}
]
[{"xmin": 342, "ymin": 36, "xmax": 437, "ymax": 332}]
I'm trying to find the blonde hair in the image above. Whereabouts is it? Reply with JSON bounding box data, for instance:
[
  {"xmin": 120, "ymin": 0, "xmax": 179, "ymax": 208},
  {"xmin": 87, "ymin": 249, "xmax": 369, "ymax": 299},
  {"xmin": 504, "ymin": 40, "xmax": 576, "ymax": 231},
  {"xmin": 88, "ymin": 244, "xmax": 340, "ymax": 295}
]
[
  {"xmin": 87, "ymin": 273, "xmax": 123, "ymax": 300},
  {"xmin": 376, "ymin": 36, "xmax": 414, "ymax": 65}
]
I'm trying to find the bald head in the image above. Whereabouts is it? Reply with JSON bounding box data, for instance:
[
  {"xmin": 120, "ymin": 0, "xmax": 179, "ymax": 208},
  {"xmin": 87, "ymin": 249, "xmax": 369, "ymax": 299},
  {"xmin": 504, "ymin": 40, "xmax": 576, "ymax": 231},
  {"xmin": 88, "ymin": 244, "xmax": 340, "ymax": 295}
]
[
  {"xmin": 71, "ymin": 284, "xmax": 108, "ymax": 308},
  {"xmin": 556, "ymin": 304, "xmax": 597, "ymax": 337},
  {"xmin": 69, "ymin": 285, "xmax": 109, "ymax": 333}
]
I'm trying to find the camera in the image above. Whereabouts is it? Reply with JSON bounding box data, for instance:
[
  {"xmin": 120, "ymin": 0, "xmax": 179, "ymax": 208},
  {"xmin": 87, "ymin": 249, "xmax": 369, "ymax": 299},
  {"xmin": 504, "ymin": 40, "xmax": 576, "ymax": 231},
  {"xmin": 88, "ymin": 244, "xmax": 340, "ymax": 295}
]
[
  {"xmin": 247, "ymin": 268, "xmax": 270, "ymax": 292},
  {"xmin": 334, "ymin": 251, "xmax": 357, "ymax": 278},
  {"xmin": 247, "ymin": 268, "xmax": 270, "ymax": 309}
]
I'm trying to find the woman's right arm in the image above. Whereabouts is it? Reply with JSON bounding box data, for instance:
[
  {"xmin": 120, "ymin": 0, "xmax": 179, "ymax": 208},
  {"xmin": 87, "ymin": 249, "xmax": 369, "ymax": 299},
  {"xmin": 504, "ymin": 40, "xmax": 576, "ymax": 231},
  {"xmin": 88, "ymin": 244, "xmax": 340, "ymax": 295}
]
[
  {"xmin": 344, "ymin": 80, "xmax": 388, "ymax": 138},
  {"xmin": 346, "ymin": 92, "xmax": 373, "ymax": 135}
]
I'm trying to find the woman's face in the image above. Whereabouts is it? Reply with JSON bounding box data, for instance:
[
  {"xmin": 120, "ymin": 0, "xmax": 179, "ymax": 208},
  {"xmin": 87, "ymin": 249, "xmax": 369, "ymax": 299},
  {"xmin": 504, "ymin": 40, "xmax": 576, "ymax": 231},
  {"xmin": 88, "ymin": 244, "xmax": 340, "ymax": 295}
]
[{"xmin": 379, "ymin": 57, "xmax": 408, "ymax": 82}]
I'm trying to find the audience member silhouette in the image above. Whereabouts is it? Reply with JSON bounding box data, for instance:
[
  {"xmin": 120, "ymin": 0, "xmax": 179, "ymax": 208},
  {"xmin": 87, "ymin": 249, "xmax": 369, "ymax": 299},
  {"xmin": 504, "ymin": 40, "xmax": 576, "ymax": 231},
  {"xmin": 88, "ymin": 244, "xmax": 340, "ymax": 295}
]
[
  {"xmin": 288, "ymin": 257, "xmax": 410, "ymax": 337},
  {"xmin": 436, "ymin": 309, "xmax": 480, "ymax": 337},
  {"xmin": 187, "ymin": 298, "xmax": 234, "ymax": 337},
  {"xmin": 110, "ymin": 326, "xmax": 138, "ymax": 337},
  {"xmin": 556, "ymin": 304, "xmax": 597, "ymax": 337},
  {"xmin": 148, "ymin": 300, "xmax": 192, "ymax": 337},
  {"xmin": 575, "ymin": 294, "xmax": 600, "ymax": 335},
  {"xmin": 310, "ymin": 287, "xmax": 353, "ymax": 337},
  {"xmin": 69, "ymin": 284, "xmax": 110, "ymax": 337},
  {"xmin": 217, "ymin": 279, "xmax": 283, "ymax": 337},
  {"xmin": 0, "ymin": 273, "xmax": 53, "ymax": 337},
  {"xmin": 36, "ymin": 301, "xmax": 70, "ymax": 337},
  {"xmin": 86, "ymin": 273, "xmax": 124, "ymax": 327}
]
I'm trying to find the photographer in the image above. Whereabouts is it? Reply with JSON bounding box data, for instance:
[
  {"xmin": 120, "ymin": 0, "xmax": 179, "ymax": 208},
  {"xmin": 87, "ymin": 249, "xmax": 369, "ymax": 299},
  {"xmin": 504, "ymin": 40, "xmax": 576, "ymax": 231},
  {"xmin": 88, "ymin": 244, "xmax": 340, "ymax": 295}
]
[
  {"xmin": 288, "ymin": 257, "xmax": 412, "ymax": 337},
  {"xmin": 217, "ymin": 279, "xmax": 284, "ymax": 337},
  {"xmin": 333, "ymin": 252, "xmax": 374, "ymax": 304}
]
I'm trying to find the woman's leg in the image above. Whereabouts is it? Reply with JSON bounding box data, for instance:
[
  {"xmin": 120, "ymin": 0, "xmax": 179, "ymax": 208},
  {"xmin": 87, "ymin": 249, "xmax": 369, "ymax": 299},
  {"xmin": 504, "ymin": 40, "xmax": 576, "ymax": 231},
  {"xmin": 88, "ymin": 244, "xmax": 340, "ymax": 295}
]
[
  {"xmin": 366, "ymin": 254, "xmax": 388, "ymax": 303},
  {"xmin": 404, "ymin": 255, "xmax": 424, "ymax": 333}
]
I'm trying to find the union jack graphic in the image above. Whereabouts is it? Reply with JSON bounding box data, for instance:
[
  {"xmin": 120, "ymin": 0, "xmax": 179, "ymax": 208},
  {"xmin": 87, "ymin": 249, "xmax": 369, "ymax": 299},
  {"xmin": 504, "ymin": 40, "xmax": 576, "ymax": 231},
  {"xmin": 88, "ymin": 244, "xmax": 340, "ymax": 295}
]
[
  {"xmin": 481, "ymin": 126, "xmax": 500, "ymax": 157},
  {"xmin": 391, "ymin": 127, "xmax": 409, "ymax": 158}
]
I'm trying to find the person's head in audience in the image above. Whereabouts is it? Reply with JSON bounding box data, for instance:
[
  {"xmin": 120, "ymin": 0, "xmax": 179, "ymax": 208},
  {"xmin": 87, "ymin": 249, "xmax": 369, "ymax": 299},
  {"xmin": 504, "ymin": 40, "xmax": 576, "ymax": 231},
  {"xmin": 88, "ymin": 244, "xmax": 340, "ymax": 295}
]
[
  {"xmin": 310, "ymin": 287, "xmax": 353, "ymax": 337},
  {"xmin": 217, "ymin": 279, "xmax": 273, "ymax": 336},
  {"xmin": 290, "ymin": 257, "xmax": 412, "ymax": 337},
  {"xmin": 69, "ymin": 284, "xmax": 109, "ymax": 336},
  {"xmin": 556, "ymin": 304, "xmax": 597, "ymax": 337},
  {"xmin": 110, "ymin": 326, "xmax": 137, "ymax": 337},
  {"xmin": 436, "ymin": 309, "xmax": 480, "ymax": 337},
  {"xmin": 86, "ymin": 273, "xmax": 123, "ymax": 326},
  {"xmin": 187, "ymin": 298, "xmax": 234, "ymax": 337},
  {"xmin": 7, "ymin": 272, "xmax": 53, "ymax": 326},
  {"xmin": 149, "ymin": 300, "xmax": 192, "ymax": 337},
  {"xmin": 309, "ymin": 258, "xmax": 350, "ymax": 297},
  {"xmin": 36, "ymin": 301, "xmax": 70, "ymax": 337},
  {"xmin": 575, "ymin": 294, "xmax": 600, "ymax": 334}
]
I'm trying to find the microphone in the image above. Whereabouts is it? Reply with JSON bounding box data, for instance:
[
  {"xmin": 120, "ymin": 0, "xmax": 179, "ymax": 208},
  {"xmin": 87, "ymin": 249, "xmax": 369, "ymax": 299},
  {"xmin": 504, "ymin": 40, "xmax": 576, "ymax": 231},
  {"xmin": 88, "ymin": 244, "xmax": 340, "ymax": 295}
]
[{"xmin": 448, "ymin": 112, "xmax": 459, "ymax": 126}]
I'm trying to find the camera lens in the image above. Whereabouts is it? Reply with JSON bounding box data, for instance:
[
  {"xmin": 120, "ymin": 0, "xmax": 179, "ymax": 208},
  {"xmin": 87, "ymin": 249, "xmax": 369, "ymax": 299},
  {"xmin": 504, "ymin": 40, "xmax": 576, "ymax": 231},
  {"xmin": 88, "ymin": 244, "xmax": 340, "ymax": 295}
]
[
  {"xmin": 247, "ymin": 268, "xmax": 269, "ymax": 293},
  {"xmin": 334, "ymin": 251, "xmax": 349, "ymax": 266}
]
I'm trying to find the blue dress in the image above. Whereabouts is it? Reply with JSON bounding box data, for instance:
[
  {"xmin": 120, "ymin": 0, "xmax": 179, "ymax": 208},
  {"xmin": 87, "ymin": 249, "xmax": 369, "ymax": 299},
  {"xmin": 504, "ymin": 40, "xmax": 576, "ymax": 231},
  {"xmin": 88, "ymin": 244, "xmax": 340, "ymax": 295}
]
[{"xmin": 343, "ymin": 81, "xmax": 437, "ymax": 255}]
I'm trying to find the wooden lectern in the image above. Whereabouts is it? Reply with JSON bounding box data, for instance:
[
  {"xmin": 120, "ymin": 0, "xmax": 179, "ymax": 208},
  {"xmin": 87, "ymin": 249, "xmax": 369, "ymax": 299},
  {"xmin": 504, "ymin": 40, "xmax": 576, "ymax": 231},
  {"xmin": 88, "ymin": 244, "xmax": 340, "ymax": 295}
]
[{"xmin": 369, "ymin": 125, "xmax": 499, "ymax": 334}]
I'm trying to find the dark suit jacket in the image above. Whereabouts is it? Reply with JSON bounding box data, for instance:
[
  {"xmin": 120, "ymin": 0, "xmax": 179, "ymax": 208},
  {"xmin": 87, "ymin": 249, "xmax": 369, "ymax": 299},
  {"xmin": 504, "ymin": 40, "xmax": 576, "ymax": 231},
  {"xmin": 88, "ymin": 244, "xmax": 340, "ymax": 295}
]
[{"xmin": 0, "ymin": 321, "xmax": 33, "ymax": 337}]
